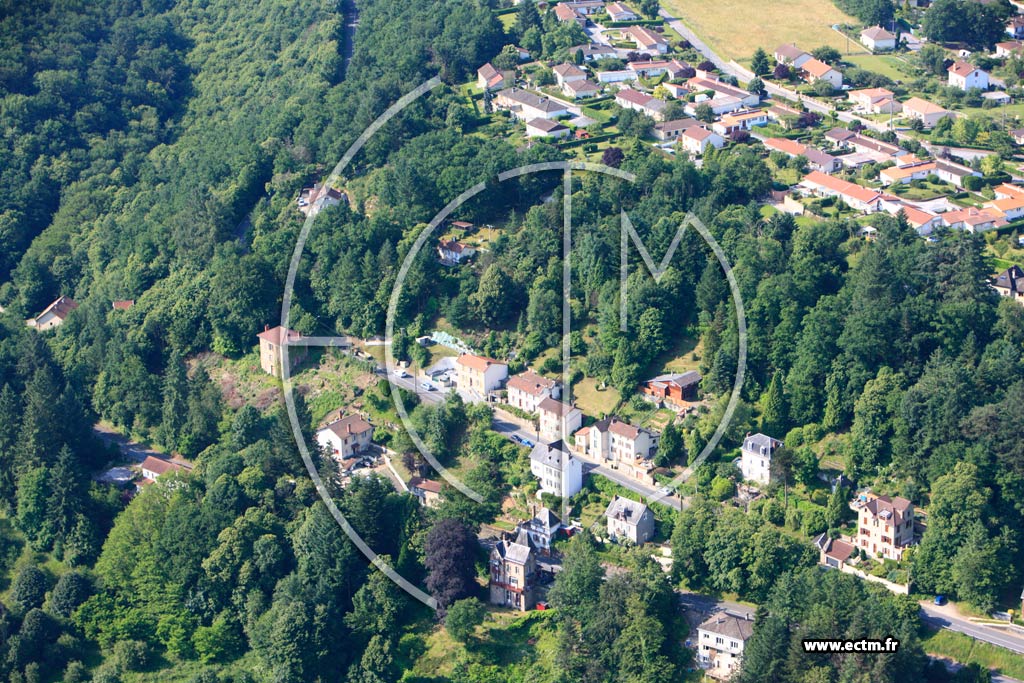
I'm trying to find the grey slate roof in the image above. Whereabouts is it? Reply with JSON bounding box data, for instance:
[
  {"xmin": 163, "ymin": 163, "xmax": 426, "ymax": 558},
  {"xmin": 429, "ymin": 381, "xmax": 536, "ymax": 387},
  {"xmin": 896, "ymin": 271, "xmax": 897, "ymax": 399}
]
[
  {"xmin": 530, "ymin": 441, "xmax": 571, "ymax": 470},
  {"xmin": 604, "ymin": 495, "xmax": 649, "ymax": 526},
  {"xmin": 698, "ymin": 613, "xmax": 755, "ymax": 641},
  {"xmin": 743, "ymin": 433, "xmax": 782, "ymax": 456}
]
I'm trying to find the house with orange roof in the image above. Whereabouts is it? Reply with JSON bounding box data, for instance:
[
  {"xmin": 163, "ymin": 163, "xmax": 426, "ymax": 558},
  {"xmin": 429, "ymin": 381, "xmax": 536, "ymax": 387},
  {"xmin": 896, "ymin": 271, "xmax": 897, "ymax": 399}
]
[
  {"xmin": 901, "ymin": 97, "xmax": 954, "ymax": 129},
  {"xmin": 860, "ymin": 26, "xmax": 897, "ymax": 51},
  {"xmin": 679, "ymin": 126, "xmax": 725, "ymax": 156},
  {"xmin": 507, "ymin": 370, "xmax": 561, "ymax": 413},
  {"xmin": 941, "ymin": 207, "xmax": 1006, "ymax": 232},
  {"xmin": 477, "ymin": 62, "xmax": 512, "ymax": 91},
  {"xmin": 798, "ymin": 170, "xmax": 884, "ymax": 212},
  {"xmin": 712, "ymin": 110, "xmax": 770, "ymax": 136},
  {"xmin": 994, "ymin": 183, "xmax": 1024, "ymax": 200},
  {"xmin": 984, "ymin": 197, "xmax": 1024, "ymax": 221},
  {"xmin": 801, "ymin": 58, "xmax": 842, "ymax": 88},
  {"xmin": 763, "ymin": 137, "xmax": 842, "ymax": 173},
  {"xmin": 879, "ymin": 160, "xmax": 937, "ymax": 185},
  {"xmin": 947, "ymin": 61, "xmax": 989, "ymax": 90},
  {"xmin": 624, "ymin": 25, "xmax": 669, "ymax": 54},
  {"xmin": 455, "ymin": 353, "xmax": 508, "ymax": 396},
  {"xmin": 892, "ymin": 205, "xmax": 941, "ymax": 234},
  {"xmin": 257, "ymin": 325, "xmax": 309, "ymax": 377},
  {"xmin": 26, "ymin": 296, "xmax": 78, "ymax": 331},
  {"xmin": 316, "ymin": 414, "xmax": 375, "ymax": 460},
  {"xmin": 848, "ymin": 87, "xmax": 902, "ymax": 114}
]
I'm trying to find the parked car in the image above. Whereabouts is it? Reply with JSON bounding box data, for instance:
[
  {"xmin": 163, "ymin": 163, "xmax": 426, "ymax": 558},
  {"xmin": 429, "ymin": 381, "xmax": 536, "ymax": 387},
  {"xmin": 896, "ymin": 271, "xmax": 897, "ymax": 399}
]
[
  {"xmin": 521, "ymin": 439, "xmax": 535, "ymax": 448},
  {"xmin": 510, "ymin": 434, "xmax": 524, "ymax": 445},
  {"xmin": 934, "ymin": 595, "xmax": 947, "ymax": 606},
  {"xmin": 419, "ymin": 381, "xmax": 435, "ymax": 391}
]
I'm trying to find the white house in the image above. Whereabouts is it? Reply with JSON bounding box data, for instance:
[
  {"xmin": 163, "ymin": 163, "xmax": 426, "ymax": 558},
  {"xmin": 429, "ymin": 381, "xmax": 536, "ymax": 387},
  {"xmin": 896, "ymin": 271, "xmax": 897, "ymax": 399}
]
[
  {"xmin": 437, "ymin": 239, "xmax": 476, "ymax": 264},
  {"xmin": 860, "ymin": 26, "xmax": 897, "ymax": 51},
  {"xmin": 525, "ymin": 118, "xmax": 571, "ymax": 138},
  {"xmin": 947, "ymin": 61, "xmax": 989, "ymax": 90},
  {"xmin": 624, "ymin": 25, "xmax": 669, "ymax": 54},
  {"xmin": 774, "ymin": 44, "xmax": 811, "ymax": 68},
  {"xmin": 521, "ymin": 507, "xmax": 563, "ymax": 552},
  {"xmin": 140, "ymin": 456, "xmax": 188, "ymax": 483},
  {"xmin": 538, "ymin": 397, "xmax": 583, "ymax": 443},
  {"xmin": 455, "ymin": 353, "xmax": 508, "ymax": 396},
  {"xmin": 739, "ymin": 432, "xmax": 783, "ymax": 485},
  {"xmin": 552, "ymin": 62, "xmax": 588, "ymax": 88},
  {"xmin": 802, "ymin": 58, "xmax": 843, "ymax": 88},
  {"xmin": 477, "ymin": 62, "xmax": 512, "ymax": 91},
  {"xmin": 697, "ymin": 613, "xmax": 755, "ymax": 679},
  {"xmin": 316, "ymin": 415, "xmax": 374, "ymax": 460},
  {"xmin": 678, "ymin": 127, "xmax": 725, "ymax": 156},
  {"xmin": 25, "ymin": 296, "xmax": 78, "ymax": 331},
  {"xmin": 605, "ymin": 2, "xmax": 638, "ymax": 21},
  {"xmin": 495, "ymin": 88, "xmax": 570, "ymax": 121},
  {"xmin": 901, "ymin": 97, "xmax": 954, "ymax": 129},
  {"xmin": 530, "ymin": 441, "xmax": 583, "ymax": 498},
  {"xmin": 507, "ymin": 370, "xmax": 561, "ymax": 413}
]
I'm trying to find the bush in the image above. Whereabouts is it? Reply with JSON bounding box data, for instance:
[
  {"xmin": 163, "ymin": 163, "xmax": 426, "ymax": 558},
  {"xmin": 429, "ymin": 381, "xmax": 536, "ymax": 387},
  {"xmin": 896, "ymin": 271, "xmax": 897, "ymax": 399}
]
[
  {"xmin": 112, "ymin": 640, "xmax": 150, "ymax": 672},
  {"xmin": 709, "ymin": 476, "xmax": 734, "ymax": 501},
  {"xmin": 445, "ymin": 598, "xmax": 486, "ymax": 642},
  {"xmin": 962, "ymin": 175, "xmax": 982, "ymax": 192},
  {"xmin": 802, "ymin": 507, "xmax": 827, "ymax": 536},
  {"xmin": 761, "ymin": 499, "xmax": 785, "ymax": 526}
]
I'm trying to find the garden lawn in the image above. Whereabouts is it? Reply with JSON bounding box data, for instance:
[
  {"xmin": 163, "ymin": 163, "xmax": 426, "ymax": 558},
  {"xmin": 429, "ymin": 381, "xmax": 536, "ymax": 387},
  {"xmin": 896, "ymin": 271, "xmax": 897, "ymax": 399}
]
[
  {"xmin": 661, "ymin": 0, "xmax": 864, "ymax": 61},
  {"xmin": 843, "ymin": 54, "xmax": 914, "ymax": 81}
]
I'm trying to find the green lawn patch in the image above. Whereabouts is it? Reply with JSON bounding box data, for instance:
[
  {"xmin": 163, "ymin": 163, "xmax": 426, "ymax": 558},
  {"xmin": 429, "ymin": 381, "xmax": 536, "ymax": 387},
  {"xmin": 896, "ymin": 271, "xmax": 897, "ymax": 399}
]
[{"xmin": 921, "ymin": 627, "xmax": 1024, "ymax": 680}]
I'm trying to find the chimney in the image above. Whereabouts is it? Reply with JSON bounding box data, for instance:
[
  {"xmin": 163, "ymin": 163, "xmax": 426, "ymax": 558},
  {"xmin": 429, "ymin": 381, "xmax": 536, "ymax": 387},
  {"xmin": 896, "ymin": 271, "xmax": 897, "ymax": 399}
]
[{"xmin": 264, "ymin": 324, "xmax": 270, "ymax": 331}]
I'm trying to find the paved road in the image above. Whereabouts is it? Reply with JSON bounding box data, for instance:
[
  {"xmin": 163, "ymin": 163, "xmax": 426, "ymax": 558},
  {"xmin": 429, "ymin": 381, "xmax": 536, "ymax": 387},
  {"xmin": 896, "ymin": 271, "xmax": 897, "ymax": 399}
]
[{"xmin": 920, "ymin": 602, "xmax": 1024, "ymax": 655}]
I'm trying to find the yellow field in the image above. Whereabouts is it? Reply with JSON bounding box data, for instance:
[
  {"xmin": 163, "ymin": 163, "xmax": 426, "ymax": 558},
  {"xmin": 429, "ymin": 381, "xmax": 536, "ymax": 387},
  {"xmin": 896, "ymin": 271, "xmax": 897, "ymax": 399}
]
[{"xmin": 662, "ymin": 0, "xmax": 867, "ymax": 61}]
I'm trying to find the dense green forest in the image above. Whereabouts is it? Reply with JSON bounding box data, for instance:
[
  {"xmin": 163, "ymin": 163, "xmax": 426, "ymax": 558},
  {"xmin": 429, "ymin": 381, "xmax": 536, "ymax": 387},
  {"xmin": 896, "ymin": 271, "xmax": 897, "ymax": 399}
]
[{"xmin": 1, "ymin": 0, "xmax": 1024, "ymax": 681}]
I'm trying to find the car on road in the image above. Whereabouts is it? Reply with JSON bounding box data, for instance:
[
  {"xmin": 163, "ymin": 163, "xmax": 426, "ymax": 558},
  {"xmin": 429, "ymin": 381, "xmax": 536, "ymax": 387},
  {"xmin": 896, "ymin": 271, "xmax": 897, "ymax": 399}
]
[
  {"xmin": 657, "ymin": 486, "xmax": 674, "ymax": 497},
  {"xmin": 419, "ymin": 381, "xmax": 435, "ymax": 391},
  {"xmin": 521, "ymin": 438, "xmax": 534, "ymax": 448},
  {"xmin": 510, "ymin": 434, "xmax": 524, "ymax": 445},
  {"xmin": 934, "ymin": 595, "xmax": 947, "ymax": 606},
  {"xmin": 397, "ymin": 370, "xmax": 411, "ymax": 379}
]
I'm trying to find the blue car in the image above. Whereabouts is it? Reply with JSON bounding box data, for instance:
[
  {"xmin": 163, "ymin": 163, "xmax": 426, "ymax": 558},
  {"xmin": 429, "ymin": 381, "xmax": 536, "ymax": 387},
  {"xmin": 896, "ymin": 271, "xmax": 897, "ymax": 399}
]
[
  {"xmin": 510, "ymin": 434, "xmax": 524, "ymax": 445},
  {"xmin": 934, "ymin": 595, "xmax": 947, "ymax": 606},
  {"xmin": 521, "ymin": 439, "xmax": 535, "ymax": 448}
]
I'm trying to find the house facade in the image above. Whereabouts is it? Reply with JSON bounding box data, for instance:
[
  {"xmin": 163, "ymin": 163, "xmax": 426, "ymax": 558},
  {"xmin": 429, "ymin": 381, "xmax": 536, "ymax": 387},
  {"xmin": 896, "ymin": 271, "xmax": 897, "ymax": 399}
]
[
  {"xmin": 605, "ymin": 495, "xmax": 655, "ymax": 544},
  {"xmin": 530, "ymin": 441, "xmax": 583, "ymax": 498},
  {"xmin": 257, "ymin": 325, "xmax": 307, "ymax": 377},
  {"xmin": 409, "ymin": 477, "xmax": 443, "ymax": 508},
  {"xmin": 640, "ymin": 371, "xmax": 701, "ymax": 408},
  {"xmin": 852, "ymin": 492, "xmax": 915, "ymax": 561},
  {"xmin": 993, "ymin": 265, "xmax": 1024, "ymax": 304},
  {"xmin": 316, "ymin": 415, "xmax": 374, "ymax": 460},
  {"xmin": 477, "ymin": 62, "xmax": 512, "ymax": 91},
  {"xmin": 521, "ymin": 507, "xmax": 562, "ymax": 552},
  {"xmin": 26, "ymin": 296, "xmax": 78, "ymax": 331},
  {"xmin": 455, "ymin": 353, "xmax": 508, "ymax": 396},
  {"xmin": 507, "ymin": 370, "xmax": 561, "ymax": 413},
  {"xmin": 860, "ymin": 26, "xmax": 897, "ymax": 51},
  {"xmin": 901, "ymin": 97, "xmax": 954, "ymax": 128},
  {"xmin": 538, "ymin": 397, "xmax": 583, "ymax": 443},
  {"xmin": 696, "ymin": 614, "xmax": 754, "ymax": 680},
  {"xmin": 140, "ymin": 456, "xmax": 188, "ymax": 482},
  {"xmin": 489, "ymin": 528, "xmax": 537, "ymax": 610},
  {"xmin": 948, "ymin": 61, "xmax": 989, "ymax": 90},
  {"xmin": 739, "ymin": 432, "xmax": 783, "ymax": 485}
]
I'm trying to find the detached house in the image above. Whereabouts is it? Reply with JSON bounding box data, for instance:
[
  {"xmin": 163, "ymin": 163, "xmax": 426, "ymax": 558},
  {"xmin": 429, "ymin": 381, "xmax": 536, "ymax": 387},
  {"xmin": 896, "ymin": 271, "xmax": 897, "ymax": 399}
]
[
  {"xmin": 495, "ymin": 88, "xmax": 570, "ymax": 121},
  {"xmin": 140, "ymin": 456, "xmax": 189, "ymax": 484},
  {"xmin": 525, "ymin": 118, "xmax": 571, "ymax": 138},
  {"xmin": 605, "ymin": 2, "xmax": 638, "ymax": 21},
  {"xmin": 605, "ymin": 495, "xmax": 655, "ymax": 544},
  {"xmin": 553, "ymin": 63, "xmax": 587, "ymax": 88},
  {"xmin": 575, "ymin": 417, "xmax": 657, "ymax": 482},
  {"xmin": 489, "ymin": 528, "xmax": 537, "ymax": 610},
  {"xmin": 297, "ymin": 183, "xmax": 343, "ymax": 216},
  {"xmin": 554, "ymin": 3, "xmax": 586, "ymax": 26},
  {"xmin": 507, "ymin": 370, "xmax": 561, "ymax": 413},
  {"xmin": 409, "ymin": 477, "xmax": 443, "ymax": 508},
  {"xmin": 852, "ymin": 492, "xmax": 915, "ymax": 561},
  {"xmin": 477, "ymin": 62, "xmax": 512, "ymax": 91},
  {"xmin": 801, "ymin": 58, "xmax": 843, "ymax": 88},
  {"xmin": 992, "ymin": 265, "xmax": 1024, "ymax": 304},
  {"xmin": 521, "ymin": 507, "xmax": 563, "ymax": 552},
  {"xmin": 537, "ymin": 397, "xmax": 583, "ymax": 443},
  {"xmin": 257, "ymin": 325, "xmax": 307, "ymax": 377},
  {"xmin": 948, "ymin": 61, "xmax": 989, "ymax": 90},
  {"xmin": 530, "ymin": 441, "xmax": 583, "ymax": 498},
  {"xmin": 437, "ymin": 239, "xmax": 476, "ymax": 265},
  {"xmin": 848, "ymin": 87, "xmax": 902, "ymax": 114},
  {"xmin": 679, "ymin": 127, "xmax": 725, "ymax": 156},
  {"xmin": 860, "ymin": 26, "xmax": 897, "ymax": 51},
  {"xmin": 455, "ymin": 353, "xmax": 508, "ymax": 397},
  {"xmin": 624, "ymin": 25, "xmax": 669, "ymax": 54},
  {"xmin": 799, "ymin": 170, "xmax": 887, "ymax": 213},
  {"xmin": 774, "ymin": 44, "xmax": 811, "ymax": 68},
  {"xmin": 696, "ymin": 613, "xmax": 755, "ymax": 680},
  {"xmin": 640, "ymin": 371, "xmax": 701, "ymax": 408},
  {"xmin": 739, "ymin": 432, "xmax": 783, "ymax": 485},
  {"xmin": 26, "ymin": 296, "xmax": 78, "ymax": 331},
  {"xmin": 901, "ymin": 97, "xmax": 954, "ymax": 129},
  {"xmin": 316, "ymin": 414, "xmax": 374, "ymax": 460},
  {"xmin": 615, "ymin": 87, "xmax": 667, "ymax": 120}
]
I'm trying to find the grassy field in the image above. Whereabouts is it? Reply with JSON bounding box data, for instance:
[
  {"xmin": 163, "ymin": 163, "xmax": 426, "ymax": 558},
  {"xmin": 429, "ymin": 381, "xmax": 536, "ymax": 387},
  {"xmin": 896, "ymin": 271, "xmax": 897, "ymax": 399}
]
[
  {"xmin": 661, "ymin": 0, "xmax": 865, "ymax": 61},
  {"xmin": 573, "ymin": 376, "xmax": 622, "ymax": 417},
  {"xmin": 921, "ymin": 628, "xmax": 1024, "ymax": 680},
  {"xmin": 844, "ymin": 53, "xmax": 914, "ymax": 81}
]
